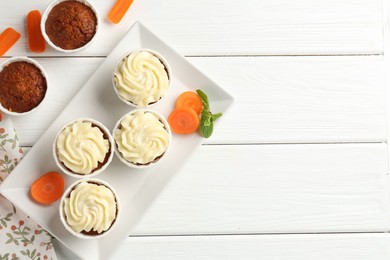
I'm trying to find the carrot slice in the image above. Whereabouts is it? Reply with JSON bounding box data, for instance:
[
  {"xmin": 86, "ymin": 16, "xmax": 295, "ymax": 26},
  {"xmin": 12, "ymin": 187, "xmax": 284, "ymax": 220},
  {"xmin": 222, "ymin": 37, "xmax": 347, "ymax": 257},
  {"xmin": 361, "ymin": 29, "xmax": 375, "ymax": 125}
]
[
  {"xmin": 27, "ymin": 10, "xmax": 46, "ymax": 53},
  {"xmin": 108, "ymin": 0, "xmax": 134, "ymax": 24},
  {"xmin": 30, "ymin": 171, "xmax": 64, "ymax": 205},
  {"xmin": 0, "ymin": 28, "xmax": 21, "ymax": 57},
  {"xmin": 0, "ymin": 111, "xmax": 2, "ymax": 121},
  {"xmin": 168, "ymin": 108, "xmax": 200, "ymax": 134},
  {"xmin": 176, "ymin": 91, "xmax": 203, "ymax": 115}
]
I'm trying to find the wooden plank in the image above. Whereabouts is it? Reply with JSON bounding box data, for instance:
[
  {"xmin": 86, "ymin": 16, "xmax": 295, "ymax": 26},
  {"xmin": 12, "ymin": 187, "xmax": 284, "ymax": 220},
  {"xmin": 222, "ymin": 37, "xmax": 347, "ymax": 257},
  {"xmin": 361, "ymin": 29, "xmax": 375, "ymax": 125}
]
[
  {"xmin": 191, "ymin": 55, "xmax": 386, "ymax": 143},
  {"xmin": 24, "ymin": 143, "xmax": 389, "ymax": 235},
  {"xmin": 0, "ymin": 0, "xmax": 383, "ymax": 56},
  {"xmin": 130, "ymin": 143, "xmax": 390, "ymax": 235},
  {"xmin": 53, "ymin": 233, "xmax": 390, "ymax": 260},
  {"xmin": 9, "ymin": 56, "xmax": 386, "ymax": 146}
]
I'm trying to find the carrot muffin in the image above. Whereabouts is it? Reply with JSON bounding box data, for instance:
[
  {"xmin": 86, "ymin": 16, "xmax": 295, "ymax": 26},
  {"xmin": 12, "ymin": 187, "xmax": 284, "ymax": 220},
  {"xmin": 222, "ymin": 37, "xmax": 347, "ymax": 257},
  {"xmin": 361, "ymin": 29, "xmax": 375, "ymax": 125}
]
[
  {"xmin": 55, "ymin": 120, "xmax": 112, "ymax": 176},
  {"xmin": 0, "ymin": 61, "xmax": 47, "ymax": 113},
  {"xmin": 45, "ymin": 0, "xmax": 97, "ymax": 50},
  {"xmin": 114, "ymin": 110, "xmax": 171, "ymax": 166},
  {"xmin": 113, "ymin": 50, "xmax": 170, "ymax": 107},
  {"xmin": 62, "ymin": 180, "xmax": 118, "ymax": 236}
]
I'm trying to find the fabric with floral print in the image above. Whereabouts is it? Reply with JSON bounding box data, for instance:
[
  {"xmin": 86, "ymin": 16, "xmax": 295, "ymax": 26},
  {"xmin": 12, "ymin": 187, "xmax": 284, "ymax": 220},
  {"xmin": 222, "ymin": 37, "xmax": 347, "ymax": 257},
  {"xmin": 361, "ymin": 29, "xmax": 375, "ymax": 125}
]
[{"xmin": 0, "ymin": 115, "xmax": 57, "ymax": 260}]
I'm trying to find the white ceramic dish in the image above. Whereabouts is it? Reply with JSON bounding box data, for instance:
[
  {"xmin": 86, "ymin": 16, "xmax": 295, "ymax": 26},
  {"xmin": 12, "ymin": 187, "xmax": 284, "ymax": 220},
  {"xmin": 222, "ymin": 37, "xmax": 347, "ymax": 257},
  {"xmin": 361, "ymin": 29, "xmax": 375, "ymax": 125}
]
[
  {"xmin": 59, "ymin": 178, "xmax": 120, "ymax": 239},
  {"xmin": 113, "ymin": 109, "xmax": 172, "ymax": 169},
  {"xmin": 53, "ymin": 118, "xmax": 115, "ymax": 178},
  {"xmin": 41, "ymin": 0, "xmax": 99, "ymax": 53},
  {"xmin": 112, "ymin": 49, "xmax": 172, "ymax": 108},
  {"xmin": 0, "ymin": 56, "xmax": 48, "ymax": 116},
  {"xmin": 0, "ymin": 22, "xmax": 233, "ymax": 259}
]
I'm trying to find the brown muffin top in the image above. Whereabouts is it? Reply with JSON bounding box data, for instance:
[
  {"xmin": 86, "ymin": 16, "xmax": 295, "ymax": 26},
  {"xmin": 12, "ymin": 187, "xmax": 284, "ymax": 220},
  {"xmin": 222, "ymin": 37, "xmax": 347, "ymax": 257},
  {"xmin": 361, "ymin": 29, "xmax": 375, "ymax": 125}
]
[
  {"xmin": 0, "ymin": 61, "xmax": 47, "ymax": 113},
  {"xmin": 45, "ymin": 0, "xmax": 97, "ymax": 50}
]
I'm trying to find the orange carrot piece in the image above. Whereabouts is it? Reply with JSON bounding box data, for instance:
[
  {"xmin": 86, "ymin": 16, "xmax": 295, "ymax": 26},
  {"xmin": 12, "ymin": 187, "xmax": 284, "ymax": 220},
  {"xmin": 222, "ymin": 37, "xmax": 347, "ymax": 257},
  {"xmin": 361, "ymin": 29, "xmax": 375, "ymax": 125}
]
[
  {"xmin": 0, "ymin": 28, "xmax": 21, "ymax": 57},
  {"xmin": 27, "ymin": 10, "xmax": 46, "ymax": 53},
  {"xmin": 108, "ymin": 0, "xmax": 134, "ymax": 24},
  {"xmin": 176, "ymin": 91, "xmax": 203, "ymax": 115},
  {"xmin": 168, "ymin": 108, "xmax": 200, "ymax": 134},
  {"xmin": 0, "ymin": 111, "xmax": 2, "ymax": 121},
  {"xmin": 30, "ymin": 171, "xmax": 64, "ymax": 205}
]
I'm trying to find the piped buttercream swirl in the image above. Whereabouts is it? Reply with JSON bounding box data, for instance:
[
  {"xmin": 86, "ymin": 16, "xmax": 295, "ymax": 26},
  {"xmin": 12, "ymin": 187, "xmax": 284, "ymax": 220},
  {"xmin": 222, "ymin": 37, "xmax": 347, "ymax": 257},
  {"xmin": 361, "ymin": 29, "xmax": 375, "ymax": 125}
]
[
  {"xmin": 114, "ymin": 111, "xmax": 170, "ymax": 164},
  {"xmin": 56, "ymin": 120, "xmax": 109, "ymax": 174},
  {"xmin": 113, "ymin": 51, "xmax": 169, "ymax": 107},
  {"xmin": 64, "ymin": 182, "xmax": 117, "ymax": 234}
]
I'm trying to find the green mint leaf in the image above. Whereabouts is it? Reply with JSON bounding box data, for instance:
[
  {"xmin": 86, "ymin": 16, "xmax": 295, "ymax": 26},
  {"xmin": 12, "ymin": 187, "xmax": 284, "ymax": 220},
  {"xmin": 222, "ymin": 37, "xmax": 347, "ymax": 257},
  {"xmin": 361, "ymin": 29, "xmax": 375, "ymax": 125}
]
[
  {"xmin": 196, "ymin": 89, "xmax": 223, "ymax": 138},
  {"xmin": 211, "ymin": 112, "xmax": 223, "ymax": 121},
  {"xmin": 204, "ymin": 118, "xmax": 212, "ymax": 127},
  {"xmin": 200, "ymin": 113, "xmax": 214, "ymax": 138},
  {"xmin": 196, "ymin": 89, "xmax": 210, "ymax": 111},
  {"xmin": 201, "ymin": 111, "xmax": 212, "ymax": 126}
]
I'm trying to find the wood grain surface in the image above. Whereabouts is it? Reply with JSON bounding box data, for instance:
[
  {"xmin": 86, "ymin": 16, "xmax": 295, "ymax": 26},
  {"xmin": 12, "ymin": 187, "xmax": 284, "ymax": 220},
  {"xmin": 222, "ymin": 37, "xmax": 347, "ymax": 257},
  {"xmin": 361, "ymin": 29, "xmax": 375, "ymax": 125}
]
[
  {"xmin": 1, "ymin": 0, "xmax": 389, "ymax": 259},
  {"xmin": 0, "ymin": 0, "xmax": 383, "ymax": 56}
]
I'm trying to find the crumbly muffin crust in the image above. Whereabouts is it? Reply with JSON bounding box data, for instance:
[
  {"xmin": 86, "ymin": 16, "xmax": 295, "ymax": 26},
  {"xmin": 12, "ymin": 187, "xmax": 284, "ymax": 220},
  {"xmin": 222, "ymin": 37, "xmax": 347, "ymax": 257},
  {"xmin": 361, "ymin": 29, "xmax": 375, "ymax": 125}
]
[{"xmin": 45, "ymin": 1, "xmax": 97, "ymax": 50}]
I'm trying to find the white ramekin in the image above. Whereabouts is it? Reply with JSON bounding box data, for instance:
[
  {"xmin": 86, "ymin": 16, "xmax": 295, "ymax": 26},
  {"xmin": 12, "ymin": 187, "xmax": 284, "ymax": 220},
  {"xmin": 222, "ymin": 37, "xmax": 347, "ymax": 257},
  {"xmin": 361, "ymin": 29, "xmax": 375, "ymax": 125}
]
[
  {"xmin": 59, "ymin": 179, "xmax": 120, "ymax": 239},
  {"xmin": 113, "ymin": 109, "xmax": 172, "ymax": 169},
  {"xmin": 53, "ymin": 118, "xmax": 114, "ymax": 178},
  {"xmin": 41, "ymin": 0, "xmax": 99, "ymax": 53},
  {"xmin": 0, "ymin": 56, "xmax": 48, "ymax": 117},
  {"xmin": 112, "ymin": 49, "xmax": 172, "ymax": 108}
]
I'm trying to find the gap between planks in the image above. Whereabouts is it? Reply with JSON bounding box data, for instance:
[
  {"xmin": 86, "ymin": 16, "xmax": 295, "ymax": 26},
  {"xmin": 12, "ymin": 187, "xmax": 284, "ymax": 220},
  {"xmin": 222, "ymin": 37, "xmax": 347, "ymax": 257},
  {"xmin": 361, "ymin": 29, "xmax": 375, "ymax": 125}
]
[
  {"xmin": 50, "ymin": 231, "xmax": 390, "ymax": 240},
  {"xmin": 128, "ymin": 231, "xmax": 390, "ymax": 238},
  {"xmin": 21, "ymin": 141, "xmax": 386, "ymax": 150},
  {"xmin": 0, "ymin": 54, "xmax": 383, "ymax": 59}
]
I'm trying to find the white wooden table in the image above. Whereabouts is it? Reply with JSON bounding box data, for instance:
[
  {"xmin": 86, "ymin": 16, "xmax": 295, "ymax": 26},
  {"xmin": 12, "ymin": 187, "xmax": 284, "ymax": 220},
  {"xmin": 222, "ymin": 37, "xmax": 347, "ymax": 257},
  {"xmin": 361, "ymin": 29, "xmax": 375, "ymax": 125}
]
[{"xmin": 2, "ymin": 0, "xmax": 390, "ymax": 259}]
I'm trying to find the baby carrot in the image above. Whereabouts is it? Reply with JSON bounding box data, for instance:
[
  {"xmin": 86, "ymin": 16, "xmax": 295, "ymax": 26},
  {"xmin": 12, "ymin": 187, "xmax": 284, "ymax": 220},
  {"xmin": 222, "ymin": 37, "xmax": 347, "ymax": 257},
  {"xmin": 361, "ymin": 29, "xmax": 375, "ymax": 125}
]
[
  {"xmin": 27, "ymin": 10, "xmax": 46, "ymax": 53},
  {"xmin": 0, "ymin": 27, "xmax": 21, "ymax": 57},
  {"xmin": 30, "ymin": 171, "xmax": 64, "ymax": 205},
  {"xmin": 108, "ymin": 0, "xmax": 134, "ymax": 24}
]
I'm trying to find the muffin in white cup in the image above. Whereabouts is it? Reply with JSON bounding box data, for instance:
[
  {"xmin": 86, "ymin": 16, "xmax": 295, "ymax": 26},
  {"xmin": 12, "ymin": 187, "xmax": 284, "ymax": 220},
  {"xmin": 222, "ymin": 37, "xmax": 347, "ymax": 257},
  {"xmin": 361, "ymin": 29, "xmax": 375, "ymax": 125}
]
[
  {"xmin": 59, "ymin": 179, "xmax": 120, "ymax": 239},
  {"xmin": 53, "ymin": 118, "xmax": 114, "ymax": 178},
  {"xmin": 113, "ymin": 109, "xmax": 172, "ymax": 169},
  {"xmin": 0, "ymin": 57, "xmax": 48, "ymax": 116},
  {"xmin": 41, "ymin": 0, "xmax": 99, "ymax": 53},
  {"xmin": 112, "ymin": 49, "xmax": 171, "ymax": 108}
]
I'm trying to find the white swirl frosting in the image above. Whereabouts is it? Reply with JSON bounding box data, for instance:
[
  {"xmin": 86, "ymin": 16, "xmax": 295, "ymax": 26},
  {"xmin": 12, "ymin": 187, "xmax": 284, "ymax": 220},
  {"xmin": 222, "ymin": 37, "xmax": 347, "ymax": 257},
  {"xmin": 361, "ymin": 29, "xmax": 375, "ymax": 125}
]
[
  {"xmin": 113, "ymin": 51, "xmax": 169, "ymax": 107},
  {"xmin": 56, "ymin": 121, "xmax": 109, "ymax": 174},
  {"xmin": 114, "ymin": 111, "xmax": 170, "ymax": 164},
  {"xmin": 64, "ymin": 182, "xmax": 117, "ymax": 234}
]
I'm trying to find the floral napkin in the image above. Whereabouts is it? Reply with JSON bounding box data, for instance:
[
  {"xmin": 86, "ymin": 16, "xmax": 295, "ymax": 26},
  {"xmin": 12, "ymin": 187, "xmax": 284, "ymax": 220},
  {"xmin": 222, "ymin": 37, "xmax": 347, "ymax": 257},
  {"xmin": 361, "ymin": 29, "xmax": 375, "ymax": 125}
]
[{"xmin": 0, "ymin": 114, "xmax": 56, "ymax": 260}]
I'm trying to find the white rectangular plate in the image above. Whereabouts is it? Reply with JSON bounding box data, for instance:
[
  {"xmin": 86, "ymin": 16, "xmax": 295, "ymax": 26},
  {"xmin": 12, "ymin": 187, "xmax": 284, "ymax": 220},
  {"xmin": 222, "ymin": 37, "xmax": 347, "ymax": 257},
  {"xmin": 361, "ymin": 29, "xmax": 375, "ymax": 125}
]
[{"xmin": 0, "ymin": 22, "xmax": 233, "ymax": 259}]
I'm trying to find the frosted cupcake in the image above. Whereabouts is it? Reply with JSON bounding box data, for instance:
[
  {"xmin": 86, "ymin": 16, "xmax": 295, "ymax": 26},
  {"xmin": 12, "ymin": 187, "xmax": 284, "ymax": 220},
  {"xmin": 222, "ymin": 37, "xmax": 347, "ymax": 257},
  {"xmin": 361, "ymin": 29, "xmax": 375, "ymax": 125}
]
[
  {"xmin": 54, "ymin": 118, "xmax": 114, "ymax": 178},
  {"xmin": 60, "ymin": 179, "xmax": 119, "ymax": 239},
  {"xmin": 112, "ymin": 49, "xmax": 171, "ymax": 107},
  {"xmin": 113, "ymin": 109, "xmax": 171, "ymax": 168}
]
